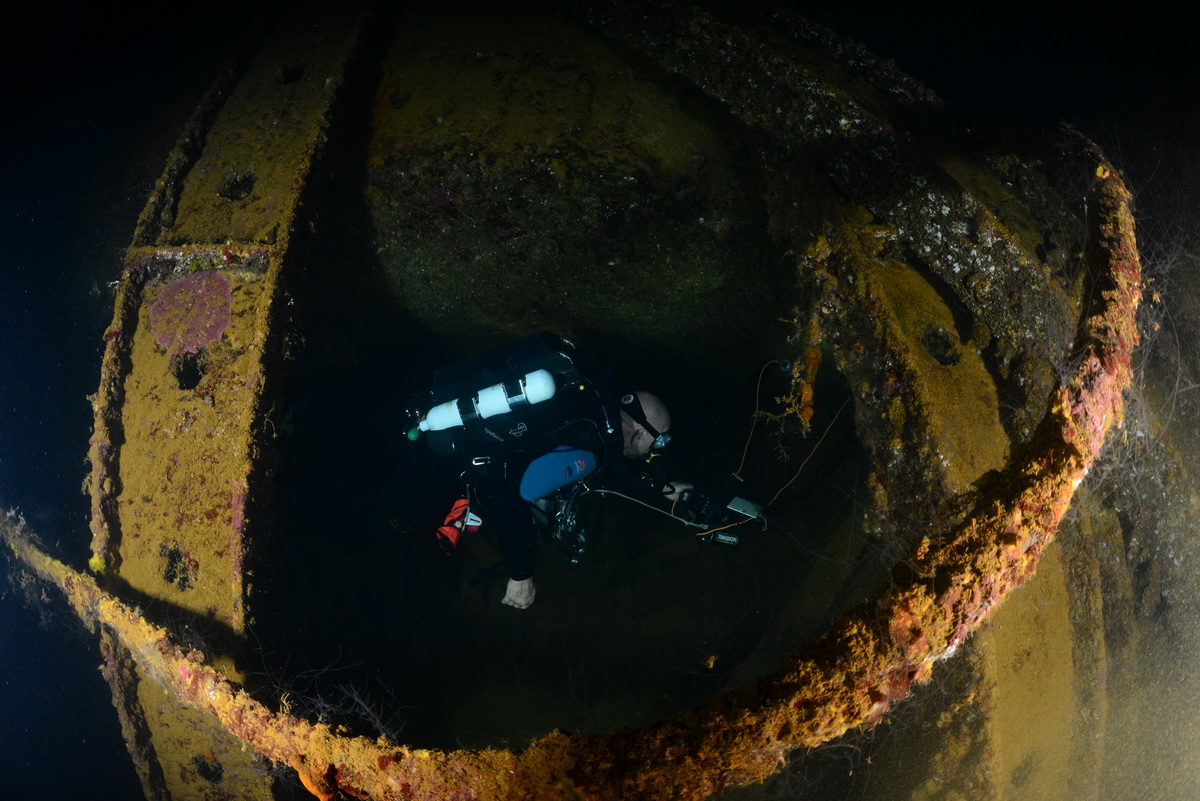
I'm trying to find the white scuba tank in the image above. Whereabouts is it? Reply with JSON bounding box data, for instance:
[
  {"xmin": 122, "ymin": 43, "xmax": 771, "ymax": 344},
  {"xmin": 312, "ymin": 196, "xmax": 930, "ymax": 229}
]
[{"xmin": 419, "ymin": 369, "xmax": 557, "ymax": 432}]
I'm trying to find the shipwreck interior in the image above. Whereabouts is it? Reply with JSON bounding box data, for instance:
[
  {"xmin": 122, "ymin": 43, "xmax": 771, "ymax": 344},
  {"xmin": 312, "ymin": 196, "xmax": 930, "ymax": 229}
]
[
  {"xmin": 258, "ymin": 1, "xmax": 873, "ymax": 751},
  {"xmin": 6, "ymin": 1, "xmax": 1200, "ymax": 800}
]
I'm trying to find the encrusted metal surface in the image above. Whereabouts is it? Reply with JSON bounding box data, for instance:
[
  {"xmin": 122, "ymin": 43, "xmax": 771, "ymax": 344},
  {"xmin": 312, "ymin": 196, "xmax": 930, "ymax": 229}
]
[
  {"xmin": 6, "ymin": 3, "xmax": 1141, "ymax": 800},
  {"xmin": 79, "ymin": 2, "xmax": 371, "ymax": 798}
]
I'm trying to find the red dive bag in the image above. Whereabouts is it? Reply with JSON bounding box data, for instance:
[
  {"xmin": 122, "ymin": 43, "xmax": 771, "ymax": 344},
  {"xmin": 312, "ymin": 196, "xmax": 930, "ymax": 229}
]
[{"xmin": 436, "ymin": 498, "xmax": 481, "ymax": 554}]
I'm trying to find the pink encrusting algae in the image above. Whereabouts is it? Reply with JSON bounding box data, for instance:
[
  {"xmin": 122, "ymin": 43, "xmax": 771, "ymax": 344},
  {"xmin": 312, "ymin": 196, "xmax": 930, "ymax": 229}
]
[{"xmin": 148, "ymin": 271, "xmax": 233, "ymax": 357}]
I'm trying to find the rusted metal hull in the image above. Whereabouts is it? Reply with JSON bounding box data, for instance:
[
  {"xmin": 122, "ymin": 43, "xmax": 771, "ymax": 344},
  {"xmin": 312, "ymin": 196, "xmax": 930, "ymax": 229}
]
[
  {"xmin": 2, "ymin": 151, "xmax": 1141, "ymax": 793},
  {"xmin": 4, "ymin": 2, "xmax": 1142, "ymax": 800},
  {"xmin": 81, "ymin": 3, "xmax": 370, "ymax": 797}
]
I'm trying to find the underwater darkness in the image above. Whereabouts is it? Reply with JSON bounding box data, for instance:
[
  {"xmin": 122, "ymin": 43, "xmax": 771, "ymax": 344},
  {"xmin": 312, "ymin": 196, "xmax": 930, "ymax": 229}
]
[
  {"xmin": 2, "ymin": 1, "xmax": 1200, "ymax": 799},
  {"xmin": 0, "ymin": 2, "xmax": 257, "ymax": 797}
]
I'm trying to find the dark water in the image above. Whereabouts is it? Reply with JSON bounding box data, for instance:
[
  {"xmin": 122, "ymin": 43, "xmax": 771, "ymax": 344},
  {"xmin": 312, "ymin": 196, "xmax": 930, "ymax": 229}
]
[
  {"xmin": 2, "ymin": 2, "xmax": 1197, "ymax": 799},
  {"xmin": 1, "ymin": 69, "xmax": 150, "ymax": 801},
  {"xmin": 0, "ymin": 3, "xmax": 247, "ymax": 797}
]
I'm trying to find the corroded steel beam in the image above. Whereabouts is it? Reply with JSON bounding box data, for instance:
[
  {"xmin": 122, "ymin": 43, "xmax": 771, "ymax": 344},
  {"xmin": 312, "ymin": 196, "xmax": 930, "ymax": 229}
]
[
  {"xmin": 86, "ymin": 1, "xmax": 369, "ymax": 624},
  {"xmin": 78, "ymin": 2, "xmax": 372, "ymax": 798},
  {"xmin": 6, "ymin": 141, "xmax": 1139, "ymax": 800}
]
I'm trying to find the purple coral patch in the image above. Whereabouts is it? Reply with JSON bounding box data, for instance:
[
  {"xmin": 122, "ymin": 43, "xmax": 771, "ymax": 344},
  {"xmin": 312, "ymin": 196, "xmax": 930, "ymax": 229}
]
[{"xmin": 148, "ymin": 272, "xmax": 232, "ymax": 357}]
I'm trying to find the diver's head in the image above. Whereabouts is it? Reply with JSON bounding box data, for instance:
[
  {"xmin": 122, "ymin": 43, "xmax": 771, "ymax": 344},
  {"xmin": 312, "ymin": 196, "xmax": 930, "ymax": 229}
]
[{"xmin": 619, "ymin": 391, "xmax": 671, "ymax": 457}]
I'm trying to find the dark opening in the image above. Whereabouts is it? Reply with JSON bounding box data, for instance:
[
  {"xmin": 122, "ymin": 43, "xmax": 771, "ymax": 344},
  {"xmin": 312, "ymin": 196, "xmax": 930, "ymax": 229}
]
[
  {"xmin": 171, "ymin": 350, "xmax": 207, "ymax": 390},
  {"xmin": 216, "ymin": 170, "xmax": 256, "ymax": 201},
  {"xmin": 921, "ymin": 325, "xmax": 961, "ymax": 366},
  {"xmin": 277, "ymin": 63, "xmax": 305, "ymax": 84}
]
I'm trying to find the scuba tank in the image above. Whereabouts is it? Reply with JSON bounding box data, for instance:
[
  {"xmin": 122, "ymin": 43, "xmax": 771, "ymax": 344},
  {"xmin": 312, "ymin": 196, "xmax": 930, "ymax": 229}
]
[
  {"xmin": 409, "ymin": 332, "xmax": 602, "ymax": 458},
  {"xmin": 419, "ymin": 369, "xmax": 557, "ymax": 433}
]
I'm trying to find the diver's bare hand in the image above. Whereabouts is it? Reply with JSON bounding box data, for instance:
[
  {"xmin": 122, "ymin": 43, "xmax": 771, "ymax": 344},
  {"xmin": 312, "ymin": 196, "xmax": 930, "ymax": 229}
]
[{"xmin": 502, "ymin": 577, "xmax": 536, "ymax": 609}]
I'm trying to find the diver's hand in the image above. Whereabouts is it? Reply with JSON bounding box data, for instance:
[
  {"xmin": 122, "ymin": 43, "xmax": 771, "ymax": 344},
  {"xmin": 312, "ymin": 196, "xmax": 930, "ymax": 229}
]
[
  {"xmin": 664, "ymin": 481, "xmax": 693, "ymax": 502},
  {"xmin": 502, "ymin": 577, "xmax": 536, "ymax": 609}
]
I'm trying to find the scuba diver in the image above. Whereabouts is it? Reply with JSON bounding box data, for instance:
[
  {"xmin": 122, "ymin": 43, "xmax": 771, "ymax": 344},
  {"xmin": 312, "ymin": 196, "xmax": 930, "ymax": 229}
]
[{"xmin": 405, "ymin": 332, "xmax": 692, "ymax": 610}]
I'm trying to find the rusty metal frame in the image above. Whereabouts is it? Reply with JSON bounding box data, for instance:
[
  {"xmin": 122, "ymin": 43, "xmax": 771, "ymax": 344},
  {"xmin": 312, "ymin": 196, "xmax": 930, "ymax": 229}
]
[{"xmin": 4, "ymin": 3, "xmax": 1139, "ymax": 799}]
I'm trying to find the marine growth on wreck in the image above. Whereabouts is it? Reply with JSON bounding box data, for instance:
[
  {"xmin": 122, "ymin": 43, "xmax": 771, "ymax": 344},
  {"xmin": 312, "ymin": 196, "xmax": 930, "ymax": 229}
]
[{"xmin": 2, "ymin": 2, "xmax": 1145, "ymax": 800}]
